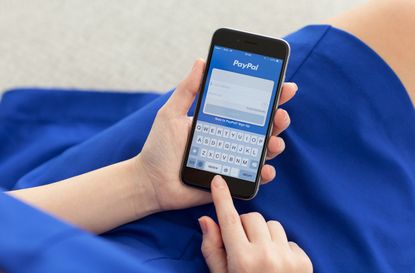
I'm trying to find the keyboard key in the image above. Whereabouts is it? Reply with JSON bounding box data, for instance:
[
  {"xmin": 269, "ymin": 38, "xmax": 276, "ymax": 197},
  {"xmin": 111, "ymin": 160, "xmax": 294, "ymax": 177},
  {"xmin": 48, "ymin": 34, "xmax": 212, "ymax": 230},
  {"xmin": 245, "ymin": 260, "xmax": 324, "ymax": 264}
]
[
  {"xmin": 204, "ymin": 161, "xmax": 222, "ymax": 172},
  {"xmin": 237, "ymin": 132, "xmax": 243, "ymax": 141},
  {"xmin": 202, "ymin": 124, "xmax": 210, "ymax": 133},
  {"xmin": 237, "ymin": 144, "xmax": 244, "ymax": 154},
  {"xmin": 224, "ymin": 142, "xmax": 231, "ymax": 150},
  {"xmin": 244, "ymin": 134, "xmax": 251, "ymax": 143},
  {"xmin": 214, "ymin": 152, "xmax": 221, "ymax": 161},
  {"xmin": 222, "ymin": 165, "xmax": 231, "ymax": 175},
  {"xmin": 251, "ymin": 135, "xmax": 258, "ymax": 144},
  {"xmin": 242, "ymin": 158, "xmax": 249, "ymax": 167},
  {"xmin": 196, "ymin": 135, "xmax": 203, "ymax": 144},
  {"xmin": 223, "ymin": 129, "xmax": 230, "ymax": 138},
  {"xmin": 191, "ymin": 147, "xmax": 199, "ymax": 155},
  {"xmin": 196, "ymin": 160, "xmax": 205, "ymax": 168},
  {"xmin": 221, "ymin": 153, "xmax": 228, "ymax": 162},
  {"xmin": 230, "ymin": 131, "xmax": 237, "ymax": 139},
  {"xmin": 210, "ymin": 138, "xmax": 217, "ymax": 147},
  {"xmin": 216, "ymin": 127, "xmax": 223, "ymax": 137},
  {"xmin": 251, "ymin": 148, "xmax": 258, "ymax": 157},
  {"xmin": 250, "ymin": 160, "xmax": 259, "ymax": 169},
  {"xmin": 207, "ymin": 150, "xmax": 214, "ymax": 159},
  {"xmin": 196, "ymin": 123, "xmax": 202, "ymax": 132},
  {"xmin": 230, "ymin": 143, "xmax": 238, "ymax": 152},
  {"xmin": 230, "ymin": 167, "xmax": 240, "ymax": 177},
  {"xmin": 188, "ymin": 157, "xmax": 196, "ymax": 167},
  {"xmin": 240, "ymin": 170, "xmax": 256, "ymax": 181},
  {"xmin": 244, "ymin": 146, "xmax": 252, "ymax": 155},
  {"xmin": 201, "ymin": 149, "xmax": 207, "ymax": 157},
  {"xmin": 257, "ymin": 137, "xmax": 265, "ymax": 146},
  {"xmin": 209, "ymin": 126, "xmax": 216, "ymax": 135},
  {"xmin": 228, "ymin": 154, "xmax": 235, "ymax": 164},
  {"xmin": 235, "ymin": 156, "xmax": 242, "ymax": 165},
  {"xmin": 217, "ymin": 140, "xmax": 224, "ymax": 149},
  {"xmin": 203, "ymin": 137, "xmax": 210, "ymax": 146}
]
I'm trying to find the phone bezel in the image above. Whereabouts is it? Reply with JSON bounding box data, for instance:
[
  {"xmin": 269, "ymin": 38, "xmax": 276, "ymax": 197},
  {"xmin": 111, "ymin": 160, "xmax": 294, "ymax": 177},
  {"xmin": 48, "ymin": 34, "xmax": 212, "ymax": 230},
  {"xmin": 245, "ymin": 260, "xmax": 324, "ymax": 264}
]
[{"xmin": 181, "ymin": 28, "xmax": 290, "ymax": 200}]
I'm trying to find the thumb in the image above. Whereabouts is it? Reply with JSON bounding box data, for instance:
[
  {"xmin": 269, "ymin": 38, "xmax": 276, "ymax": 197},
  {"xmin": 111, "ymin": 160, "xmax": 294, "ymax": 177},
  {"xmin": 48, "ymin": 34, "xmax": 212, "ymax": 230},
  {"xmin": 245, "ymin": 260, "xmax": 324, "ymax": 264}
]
[
  {"xmin": 199, "ymin": 216, "xmax": 227, "ymax": 273},
  {"xmin": 164, "ymin": 59, "xmax": 205, "ymax": 116}
]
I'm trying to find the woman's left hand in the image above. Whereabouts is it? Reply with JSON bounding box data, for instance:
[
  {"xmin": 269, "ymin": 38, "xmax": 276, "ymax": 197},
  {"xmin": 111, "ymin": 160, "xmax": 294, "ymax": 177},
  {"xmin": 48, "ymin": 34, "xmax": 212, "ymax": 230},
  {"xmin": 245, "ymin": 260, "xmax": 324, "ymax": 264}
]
[{"xmin": 136, "ymin": 59, "xmax": 297, "ymax": 212}]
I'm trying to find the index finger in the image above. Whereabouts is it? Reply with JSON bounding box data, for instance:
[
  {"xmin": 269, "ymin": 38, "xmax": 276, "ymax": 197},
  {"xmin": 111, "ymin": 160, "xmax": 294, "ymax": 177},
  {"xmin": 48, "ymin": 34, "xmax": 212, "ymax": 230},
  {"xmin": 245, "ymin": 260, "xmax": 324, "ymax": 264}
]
[{"xmin": 211, "ymin": 175, "xmax": 248, "ymax": 250}]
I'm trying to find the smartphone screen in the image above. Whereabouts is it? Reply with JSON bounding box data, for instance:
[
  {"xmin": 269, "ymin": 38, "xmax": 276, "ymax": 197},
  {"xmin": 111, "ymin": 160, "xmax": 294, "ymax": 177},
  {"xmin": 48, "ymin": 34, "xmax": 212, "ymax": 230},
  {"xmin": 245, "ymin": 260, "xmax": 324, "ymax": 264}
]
[{"xmin": 186, "ymin": 46, "xmax": 284, "ymax": 181}]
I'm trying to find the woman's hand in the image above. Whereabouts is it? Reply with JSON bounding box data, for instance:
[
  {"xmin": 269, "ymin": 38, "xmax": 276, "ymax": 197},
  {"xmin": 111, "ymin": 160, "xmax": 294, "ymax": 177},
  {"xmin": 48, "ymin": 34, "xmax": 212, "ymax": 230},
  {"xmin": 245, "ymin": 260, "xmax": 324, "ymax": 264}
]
[
  {"xmin": 137, "ymin": 59, "xmax": 298, "ymax": 212},
  {"xmin": 6, "ymin": 59, "xmax": 297, "ymax": 234},
  {"xmin": 199, "ymin": 175, "xmax": 313, "ymax": 273}
]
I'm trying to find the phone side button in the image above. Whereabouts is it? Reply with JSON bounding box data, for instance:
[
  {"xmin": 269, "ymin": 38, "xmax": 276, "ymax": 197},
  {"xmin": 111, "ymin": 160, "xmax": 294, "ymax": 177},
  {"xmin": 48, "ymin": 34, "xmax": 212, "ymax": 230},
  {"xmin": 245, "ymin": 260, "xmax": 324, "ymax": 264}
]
[{"xmin": 204, "ymin": 161, "xmax": 222, "ymax": 173}]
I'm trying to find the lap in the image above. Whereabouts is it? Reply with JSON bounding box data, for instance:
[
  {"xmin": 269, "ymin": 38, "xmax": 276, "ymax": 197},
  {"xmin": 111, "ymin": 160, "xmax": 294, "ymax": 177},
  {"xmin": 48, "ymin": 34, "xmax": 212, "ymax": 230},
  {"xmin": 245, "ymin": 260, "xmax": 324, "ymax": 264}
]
[{"xmin": 326, "ymin": 0, "xmax": 415, "ymax": 104}]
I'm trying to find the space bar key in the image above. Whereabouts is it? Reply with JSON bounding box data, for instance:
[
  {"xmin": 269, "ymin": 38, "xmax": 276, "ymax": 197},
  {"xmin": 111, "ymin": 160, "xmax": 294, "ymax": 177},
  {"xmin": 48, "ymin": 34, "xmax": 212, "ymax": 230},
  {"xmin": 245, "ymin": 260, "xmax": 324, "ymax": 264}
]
[{"xmin": 204, "ymin": 162, "xmax": 222, "ymax": 173}]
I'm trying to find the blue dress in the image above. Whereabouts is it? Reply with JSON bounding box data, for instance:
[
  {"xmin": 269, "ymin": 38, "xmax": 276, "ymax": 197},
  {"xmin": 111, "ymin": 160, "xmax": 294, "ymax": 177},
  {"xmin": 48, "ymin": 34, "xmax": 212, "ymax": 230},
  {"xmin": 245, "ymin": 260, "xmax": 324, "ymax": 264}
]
[{"xmin": 1, "ymin": 25, "xmax": 414, "ymax": 273}]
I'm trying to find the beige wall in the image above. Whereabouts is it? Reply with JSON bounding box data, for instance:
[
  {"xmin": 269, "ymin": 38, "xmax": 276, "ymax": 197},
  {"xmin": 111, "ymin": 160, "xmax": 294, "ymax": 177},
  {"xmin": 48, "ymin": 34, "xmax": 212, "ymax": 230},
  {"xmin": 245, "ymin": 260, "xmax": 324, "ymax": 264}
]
[{"xmin": 0, "ymin": 0, "xmax": 365, "ymax": 94}]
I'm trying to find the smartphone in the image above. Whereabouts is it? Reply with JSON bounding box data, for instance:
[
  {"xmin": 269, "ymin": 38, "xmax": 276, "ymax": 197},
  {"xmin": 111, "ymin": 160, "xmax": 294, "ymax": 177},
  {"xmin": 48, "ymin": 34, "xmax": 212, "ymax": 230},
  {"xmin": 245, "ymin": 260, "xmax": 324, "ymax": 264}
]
[{"xmin": 181, "ymin": 28, "xmax": 290, "ymax": 199}]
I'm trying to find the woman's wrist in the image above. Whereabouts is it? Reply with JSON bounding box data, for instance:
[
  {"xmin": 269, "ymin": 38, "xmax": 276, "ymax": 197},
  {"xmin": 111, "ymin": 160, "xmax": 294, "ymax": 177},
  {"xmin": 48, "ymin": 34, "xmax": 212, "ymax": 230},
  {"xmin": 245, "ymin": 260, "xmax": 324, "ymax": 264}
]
[
  {"xmin": 8, "ymin": 157, "xmax": 162, "ymax": 234},
  {"xmin": 128, "ymin": 156, "xmax": 162, "ymax": 219}
]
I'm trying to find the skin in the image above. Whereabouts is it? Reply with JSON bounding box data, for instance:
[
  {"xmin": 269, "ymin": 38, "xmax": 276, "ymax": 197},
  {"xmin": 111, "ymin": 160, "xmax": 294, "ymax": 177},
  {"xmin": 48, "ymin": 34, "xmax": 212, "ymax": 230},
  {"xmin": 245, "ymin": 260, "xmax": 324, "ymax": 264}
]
[
  {"xmin": 199, "ymin": 175, "xmax": 312, "ymax": 273},
  {"xmin": 7, "ymin": 59, "xmax": 299, "ymax": 236}
]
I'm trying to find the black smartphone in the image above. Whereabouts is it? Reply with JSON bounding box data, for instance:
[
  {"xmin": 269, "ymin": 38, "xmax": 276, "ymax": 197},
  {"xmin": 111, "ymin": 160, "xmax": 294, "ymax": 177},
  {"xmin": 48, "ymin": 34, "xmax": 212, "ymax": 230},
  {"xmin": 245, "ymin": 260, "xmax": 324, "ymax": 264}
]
[{"xmin": 181, "ymin": 28, "xmax": 290, "ymax": 199}]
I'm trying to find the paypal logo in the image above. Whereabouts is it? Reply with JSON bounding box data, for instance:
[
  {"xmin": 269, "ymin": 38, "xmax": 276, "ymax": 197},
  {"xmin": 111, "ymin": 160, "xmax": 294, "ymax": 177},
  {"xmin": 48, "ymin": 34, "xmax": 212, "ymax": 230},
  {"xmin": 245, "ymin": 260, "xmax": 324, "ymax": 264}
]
[{"xmin": 233, "ymin": 60, "xmax": 259, "ymax": 71}]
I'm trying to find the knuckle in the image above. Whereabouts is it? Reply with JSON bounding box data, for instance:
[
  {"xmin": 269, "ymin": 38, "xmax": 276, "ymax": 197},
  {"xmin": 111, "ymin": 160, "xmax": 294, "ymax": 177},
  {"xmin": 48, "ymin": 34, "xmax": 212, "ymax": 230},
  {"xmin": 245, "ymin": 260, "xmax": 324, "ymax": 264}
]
[
  {"xmin": 288, "ymin": 242, "xmax": 313, "ymax": 272},
  {"xmin": 300, "ymin": 256, "xmax": 313, "ymax": 272},
  {"xmin": 239, "ymin": 213, "xmax": 249, "ymax": 220},
  {"xmin": 288, "ymin": 241, "xmax": 298, "ymax": 249},
  {"xmin": 235, "ymin": 254, "xmax": 255, "ymax": 271},
  {"xmin": 262, "ymin": 246, "xmax": 277, "ymax": 262},
  {"xmin": 284, "ymin": 256, "xmax": 298, "ymax": 272},
  {"xmin": 282, "ymin": 109, "xmax": 289, "ymax": 119},
  {"xmin": 294, "ymin": 250, "xmax": 313, "ymax": 272},
  {"xmin": 257, "ymin": 247, "xmax": 282, "ymax": 272},
  {"xmin": 268, "ymin": 220, "xmax": 284, "ymax": 230},
  {"xmin": 278, "ymin": 138, "xmax": 286, "ymax": 150},
  {"xmin": 245, "ymin": 212, "xmax": 264, "ymax": 220},
  {"xmin": 200, "ymin": 241, "xmax": 214, "ymax": 258},
  {"xmin": 285, "ymin": 112, "xmax": 291, "ymax": 126}
]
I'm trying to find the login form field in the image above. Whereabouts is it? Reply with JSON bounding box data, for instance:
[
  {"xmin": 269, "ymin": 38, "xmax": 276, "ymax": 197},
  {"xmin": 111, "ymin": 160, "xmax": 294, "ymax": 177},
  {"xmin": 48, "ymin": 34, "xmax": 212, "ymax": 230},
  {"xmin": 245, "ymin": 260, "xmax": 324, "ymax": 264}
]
[{"xmin": 203, "ymin": 68, "xmax": 274, "ymax": 127}]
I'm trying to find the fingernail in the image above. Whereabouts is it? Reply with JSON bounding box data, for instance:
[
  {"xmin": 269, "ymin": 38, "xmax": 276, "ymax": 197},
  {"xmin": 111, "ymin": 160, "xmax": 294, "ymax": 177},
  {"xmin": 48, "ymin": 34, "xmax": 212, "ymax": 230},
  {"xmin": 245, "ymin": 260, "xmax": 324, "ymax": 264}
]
[
  {"xmin": 282, "ymin": 109, "xmax": 289, "ymax": 123},
  {"xmin": 212, "ymin": 175, "xmax": 226, "ymax": 189},
  {"xmin": 278, "ymin": 137, "xmax": 285, "ymax": 149},
  {"xmin": 198, "ymin": 218, "xmax": 208, "ymax": 234},
  {"xmin": 291, "ymin": 82, "xmax": 298, "ymax": 91},
  {"xmin": 281, "ymin": 109, "xmax": 288, "ymax": 121},
  {"xmin": 192, "ymin": 60, "xmax": 198, "ymax": 71}
]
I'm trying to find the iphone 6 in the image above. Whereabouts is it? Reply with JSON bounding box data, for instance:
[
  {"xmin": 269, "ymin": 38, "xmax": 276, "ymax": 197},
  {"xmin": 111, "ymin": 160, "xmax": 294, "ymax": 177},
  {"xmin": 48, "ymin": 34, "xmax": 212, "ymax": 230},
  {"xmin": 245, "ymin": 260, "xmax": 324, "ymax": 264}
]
[{"xmin": 181, "ymin": 28, "xmax": 290, "ymax": 199}]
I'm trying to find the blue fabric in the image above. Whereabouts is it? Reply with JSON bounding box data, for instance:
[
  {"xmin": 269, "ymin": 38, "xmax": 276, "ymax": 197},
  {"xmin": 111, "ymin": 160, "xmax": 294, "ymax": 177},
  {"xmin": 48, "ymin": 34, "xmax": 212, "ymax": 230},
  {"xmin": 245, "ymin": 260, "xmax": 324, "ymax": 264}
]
[{"xmin": 0, "ymin": 25, "xmax": 414, "ymax": 273}]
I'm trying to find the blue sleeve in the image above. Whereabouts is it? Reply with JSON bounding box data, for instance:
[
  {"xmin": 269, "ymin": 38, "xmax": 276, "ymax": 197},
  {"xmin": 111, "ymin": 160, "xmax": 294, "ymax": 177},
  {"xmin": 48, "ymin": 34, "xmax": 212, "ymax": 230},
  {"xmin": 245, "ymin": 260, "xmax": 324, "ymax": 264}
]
[{"xmin": 0, "ymin": 191, "xmax": 151, "ymax": 273}]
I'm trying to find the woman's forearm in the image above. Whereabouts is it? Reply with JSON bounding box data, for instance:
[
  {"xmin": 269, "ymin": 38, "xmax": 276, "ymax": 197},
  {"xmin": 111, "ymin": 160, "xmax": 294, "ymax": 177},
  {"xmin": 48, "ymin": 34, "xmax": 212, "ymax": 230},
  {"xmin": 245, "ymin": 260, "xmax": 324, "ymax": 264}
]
[{"xmin": 7, "ymin": 158, "xmax": 159, "ymax": 234}]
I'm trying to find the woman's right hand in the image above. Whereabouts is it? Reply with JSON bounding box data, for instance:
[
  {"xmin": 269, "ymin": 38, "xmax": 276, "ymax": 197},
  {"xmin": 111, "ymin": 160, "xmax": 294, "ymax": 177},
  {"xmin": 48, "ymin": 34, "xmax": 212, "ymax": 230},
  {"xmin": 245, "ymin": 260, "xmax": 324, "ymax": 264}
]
[{"xmin": 198, "ymin": 175, "xmax": 313, "ymax": 273}]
